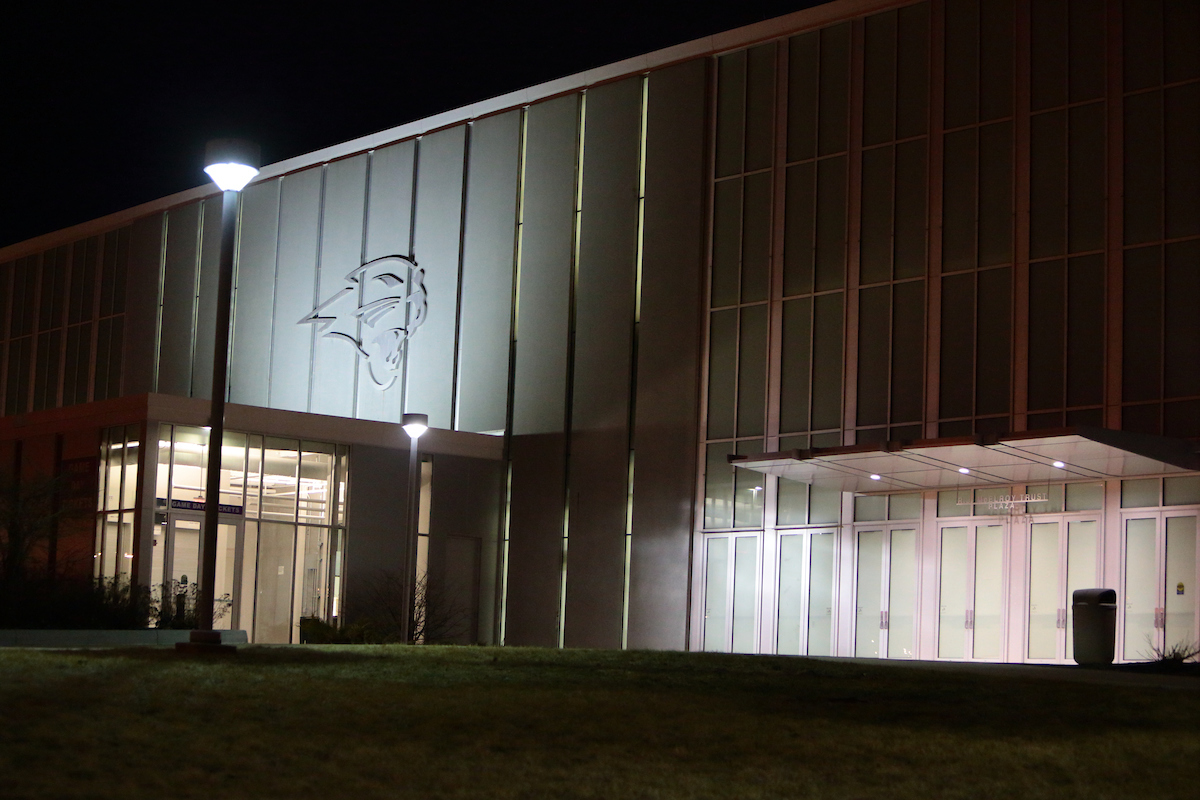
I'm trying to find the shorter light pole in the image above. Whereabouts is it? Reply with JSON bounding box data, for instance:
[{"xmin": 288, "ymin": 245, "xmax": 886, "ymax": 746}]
[
  {"xmin": 196, "ymin": 138, "xmax": 259, "ymax": 632},
  {"xmin": 399, "ymin": 412, "xmax": 428, "ymax": 643}
]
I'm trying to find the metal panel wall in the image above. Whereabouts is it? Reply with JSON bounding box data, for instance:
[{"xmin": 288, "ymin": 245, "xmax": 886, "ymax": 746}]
[
  {"xmin": 456, "ymin": 111, "xmax": 521, "ymax": 434},
  {"xmin": 122, "ymin": 214, "xmax": 164, "ymax": 396},
  {"xmin": 627, "ymin": 59, "xmax": 707, "ymax": 650},
  {"xmin": 505, "ymin": 94, "xmax": 581, "ymax": 646},
  {"xmin": 564, "ymin": 78, "xmax": 642, "ymax": 649},
  {"xmin": 405, "ymin": 127, "xmax": 466, "ymax": 430},
  {"xmin": 157, "ymin": 202, "xmax": 201, "ymax": 396},
  {"xmin": 310, "ymin": 154, "xmax": 368, "ymax": 418},
  {"xmin": 191, "ymin": 198, "xmax": 223, "ymax": 400},
  {"xmin": 230, "ymin": 179, "xmax": 281, "ymax": 407},
  {"xmin": 358, "ymin": 141, "xmax": 415, "ymax": 423},
  {"xmin": 269, "ymin": 167, "xmax": 322, "ymax": 412}
]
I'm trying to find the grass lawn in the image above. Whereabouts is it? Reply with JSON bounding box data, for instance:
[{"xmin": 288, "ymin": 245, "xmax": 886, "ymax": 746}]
[{"xmin": 1, "ymin": 645, "xmax": 1196, "ymax": 798}]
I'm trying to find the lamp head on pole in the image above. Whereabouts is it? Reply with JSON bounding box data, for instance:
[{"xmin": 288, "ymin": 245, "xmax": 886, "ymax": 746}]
[
  {"xmin": 204, "ymin": 138, "xmax": 261, "ymax": 192},
  {"xmin": 402, "ymin": 413, "xmax": 429, "ymax": 440}
]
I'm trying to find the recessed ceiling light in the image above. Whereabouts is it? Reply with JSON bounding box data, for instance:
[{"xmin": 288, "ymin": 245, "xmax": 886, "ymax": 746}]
[
  {"xmin": 870, "ymin": 474, "xmax": 881, "ymax": 481},
  {"xmin": 958, "ymin": 467, "xmax": 970, "ymax": 474},
  {"xmin": 1053, "ymin": 461, "xmax": 1065, "ymax": 468}
]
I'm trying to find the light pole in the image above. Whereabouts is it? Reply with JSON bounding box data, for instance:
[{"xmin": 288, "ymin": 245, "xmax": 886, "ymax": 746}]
[
  {"xmin": 400, "ymin": 412, "xmax": 428, "ymax": 642},
  {"xmin": 196, "ymin": 138, "xmax": 259, "ymax": 632}
]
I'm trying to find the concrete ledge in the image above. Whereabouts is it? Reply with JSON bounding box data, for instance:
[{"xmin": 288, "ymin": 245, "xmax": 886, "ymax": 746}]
[{"xmin": 0, "ymin": 630, "xmax": 248, "ymax": 648}]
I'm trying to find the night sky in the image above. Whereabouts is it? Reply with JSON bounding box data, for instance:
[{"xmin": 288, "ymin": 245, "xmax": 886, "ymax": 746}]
[{"xmin": 1, "ymin": 1, "xmax": 827, "ymax": 249}]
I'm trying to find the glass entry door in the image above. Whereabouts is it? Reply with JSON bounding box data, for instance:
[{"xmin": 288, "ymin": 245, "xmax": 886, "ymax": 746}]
[
  {"xmin": 855, "ymin": 527, "xmax": 917, "ymax": 659},
  {"xmin": 1025, "ymin": 516, "xmax": 1100, "ymax": 662},
  {"xmin": 938, "ymin": 523, "xmax": 1005, "ymax": 660},
  {"xmin": 1122, "ymin": 513, "xmax": 1198, "ymax": 662},
  {"xmin": 776, "ymin": 531, "xmax": 836, "ymax": 656},
  {"xmin": 151, "ymin": 513, "xmax": 245, "ymax": 630},
  {"xmin": 702, "ymin": 534, "xmax": 759, "ymax": 653}
]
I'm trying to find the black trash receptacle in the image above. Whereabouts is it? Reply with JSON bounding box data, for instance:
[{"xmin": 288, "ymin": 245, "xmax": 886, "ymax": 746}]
[{"xmin": 1072, "ymin": 588, "xmax": 1117, "ymax": 665}]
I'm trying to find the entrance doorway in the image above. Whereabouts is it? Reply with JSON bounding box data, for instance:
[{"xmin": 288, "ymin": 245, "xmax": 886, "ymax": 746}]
[
  {"xmin": 1121, "ymin": 512, "xmax": 1198, "ymax": 661},
  {"xmin": 150, "ymin": 513, "xmax": 246, "ymax": 630},
  {"xmin": 937, "ymin": 522, "xmax": 1006, "ymax": 660},
  {"xmin": 1023, "ymin": 515, "xmax": 1101, "ymax": 663},
  {"xmin": 853, "ymin": 526, "xmax": 917, "ymax": 659}
]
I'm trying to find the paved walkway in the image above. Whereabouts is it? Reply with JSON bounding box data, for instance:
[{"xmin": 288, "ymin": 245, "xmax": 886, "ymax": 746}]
[{"xmin": 813, "ymin": 656, "xmax": 1200, "ymax": 691}]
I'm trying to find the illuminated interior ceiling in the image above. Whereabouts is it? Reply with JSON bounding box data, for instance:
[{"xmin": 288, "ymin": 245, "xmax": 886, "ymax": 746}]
[{"xmin": 732, "ymin": 427, "xmax": 1200, "ymax": 494}]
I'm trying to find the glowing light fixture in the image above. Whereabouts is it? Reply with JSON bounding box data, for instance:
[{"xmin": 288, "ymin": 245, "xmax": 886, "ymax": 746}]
[
  {"xmin": 870, "ymin": 474, "xmax": 881, "ymax": 481},
  {"xmin": 1052, "ymin": 461, "xmax": 1065, "ymax": 468},
  {"xmin": 203, "ymin": 138, "xmax": 261, "ymax": 192},
  {"xmin": 402, "ymin": 413, "xmax": 429, "ymax": 440},
  {"xmin": 958, "ymin": 467, "xmax": 970, "ymax": 474}
]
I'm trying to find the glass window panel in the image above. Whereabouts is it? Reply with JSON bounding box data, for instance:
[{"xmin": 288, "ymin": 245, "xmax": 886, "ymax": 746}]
[
  {"xmin": 744, "ymin": 43, "xmax": 776, "ymax": 173},
  {"xmin": 974, "ymin": 524, "xmax": 1005, "ymax": 659},
  {"xmin": 1122, "ymin": 403, "xmax": 1161, "ymax": 436},
  {"xmin": 1165, "ymin": 241, "xmax": 1200, "ymax": 399},
  {"xmin": 938, "ymin": 489, "xmax": 970, "ymax": 517},
  {"xmin": 777, "ymin": 535, "xmax": 804, "ymax": 655},
  {"xmin": 977, "ymin": 121, "xmax": 1013, "ymax": 267},
  {"xmin": 860, "ymin": 147, "xmax": 894, "ymax": 283},
  {"xmin": 213, "ymin": 521, "xmax": 239, "ymax": 631},
  {"xmin": 1065, "ymin": 482, "xmax": 1104, "ymax": 511},
  {"xmin": 817, "ymin": 23, "xmax": 851, "ymax": 156},
  {"xmin": 261, "ymin": 438, "xmax": 300, "ymax": 522},
  {"xmin": 976, "ymin": 486, "xmax": 1015, "ymax": 513},
  {"xmin": 1028, "ymin": 521, "xmax": 1061, "ymax": 659},
  {"xmin": 1030, "ymin": 110, "xmax": 1066, "ymax": 259},
  {"xmin": 893, "ymin": 140, "xmax": 927, "ymax": 279},
  {"xmin": 777, "ymin": 479, "xmax": 809, "ymax": 527},
  {"xmin": 1028, "ymin": 260, "xmax": 1065, "ymax": 411},
  {"xmin": 246, "ymin": 435, "xmax": 264, "ymax": 518},
  {"xmin": 239, "ymin": 520, "xmax": 259, "ymax": 635},
  {"xmin": 889, "ymin": 493, "xmax": 922, "ymax": 520},
  {"xmin": 809, "ymin": 484, "xmax": 841, "ymax": 525},
  {"xmin": 939, "ymin": 526, "xmax": 969, "ymax": 658},
  {"xmin": 891, "ymin": 279, "xmax": 925, "ymax": 423},
  {"xmin": 943, "ymin": 0, "xmax": 979, "ymax": 129},
  {"xmin": 1031, "ymin": 0, "xmax": 1067, "ymax": 111},
  {"xmin": 815, "ymin": 156, "xmax": 847, "ymax": 291},
  {"xmin": 863, "ymin": 10, "xmax": 897, "ymax": 147},
  {"xmin": 1122, "ymin": 246, "xmax": 1163, "ymax": 402},
  {"xmin": 731, "ymin": 536, "xmax": 758, "ymax": 653},
  {"xmin": 811, "ymin": 292, "xmax": 843, "ymax": 430},
  {"xmin": 942, "ymin": 129, "xmax": 977, "ymax": 272},
  {"xmin": 740, "ymin": 174, "xmax": 771, "ymax": 303},
  {"xmin": 1165, "ymin": 516, "xmax": 1197, "ymax": 652},
  {"xmin": 336, "ymin": 445, "xmax": 350, "ymax": 526},
  {"xmin": 1121, "ymin": 478, "xmax": 1160, "ymax": 508},
  {"xmin": 978, "ymin": 0, "xmax": 1014, "ymax": 121},
  {"xmin": 783, "ymin": 163, "xmax": 815, "ymax": 296},
  {"xmin": 1065, "ymin": 519, "xmax": 1098, "ymax": 661},
  {"xmin": 1123, "ymin": 0, "xmax": 1161, "ymax": 91},
  {"xmin": 855, "ymin": 495, "xmax": 886, "ymax": 522},
  {"xmin": 1164, "ymin": 0, "xmax": 1200, "ymax": 82},
  {"xmin": 1067, "ymin": 103, "xmax": 1106, "ymax": 252},
  {"xmin": 734, "ymin": 440, "xmax": 765, "ymax": 529},
  {"xmin": 1165, "ymin": 476, "xmax": 1200, "ymax": 506},
  {"xmin": 857, "ymin": 285, "xmax": 890, "ymax": 427},
  {"xmin": 1066, "ymin": 255, "xmax": 1104, "ymax": 407},
  {"xmin": 1163, "ymin": 401, "xmax": 1200, "ymax": 439},
  {"xmin": 155, "ymin": 424, "xmax": 172, "ymax": 508},
  {"xmin": 855, "ymin": 530, "xmax": 884, "ymax": 657},
  {"xmin": 736, "ymin": 305, "xmax": 768, "ymax": 438},
  {"xmin": 706, "ymin": 309, "xmax": 737, "ymax": 440},
  {"xmin": 121, "ymin": 429, "xmax": 139, "ymax": 511},
  {"xmin": 787, "ymin": 32, "xmax": 819, "ymax": 162},
  {"xmin": 1068, "ymin": 0, "xmax": 1105, "ymax": 102},
  {"xmin": 299, "ymin": 443, "xmax": 335, "ymax": 526},
  {"xmin": 1165, "ymin": 83, "xmax": 1200, "ymax": 240},
  {"xmin": 296, "ymin": 525, "xmax": 332, "ymax": 622},
  {"xmin": 895, "ymin": 2, "xmax": 929, "ymax": 139},
  {"xmin": 888, "ymin": 528, "xmax": 917, "ymax": 658},
  {"xmin": 704, "ymin": 443, "xmax": 735, "ymax": 529},
  {"xmin": 940, "ymin": 272, "xmax": 974, "ymax": 418},
  {"xmin": 703, "ymin": 537, "xmax": 729, "ymax": 652},
  {"xmin": 780, "ymin": 298, "xmax": 811, "ymax": 434},
  {"xmin": 1026, "ymin": 483, "xmax": 1064, "ymax": 514},
  {"xmin": 711, "ymin": 179, "xmax": 742, "ymax": 308},
  {"xmin": 1123, "ymin": 517, "xmax": 1159, "ymax": 660},
  {"xmin": 808, "ymin": 532, "xmax": 835, "ymax": 655},
  {"xmin": 715, "ymin": 51, "xmax": 746, "ymax": 179},
  {"xmin": 1124, "ymin": 91, "xmax": 1163, "ymax": 245}
]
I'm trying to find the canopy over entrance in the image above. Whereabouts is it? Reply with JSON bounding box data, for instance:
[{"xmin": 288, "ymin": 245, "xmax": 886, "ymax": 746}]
[{"xmin": 732, "ymin": 427, "xmax": 1200, "ymax": 494}]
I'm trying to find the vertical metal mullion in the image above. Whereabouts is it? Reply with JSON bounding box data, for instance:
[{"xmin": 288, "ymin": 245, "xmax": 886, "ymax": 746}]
[
  {"xmin": 766, "ymin": 42, "xmax": 788, "ymax": 455},
  {"xmin": 25, "ymin": 253, "xmax": 42, "ymax": 414},
  {"xmin": 450, "ymin": 125, "xmax": 472, "ymax": 432},
  {"xmin": 1104, "ymin": 0, "xmax": 1124, "ymax": 429},
  {"xmin": 306, "ymin": 168, "xmax": 329, "ymax": 414},
  {"xmin": 842, "ymin": 19, "xmax": 865, "ymax": 444},
  {"xmin": 926, "ymin": 0, "xmax": 946, "ymax": 437},
  {"xmin": 400, "ymin": 141, "xmax": 421, "ymax": 418},
  {"xmin": 1013, "ymin": 0, "xmax": 1033, "ymax": 430}
]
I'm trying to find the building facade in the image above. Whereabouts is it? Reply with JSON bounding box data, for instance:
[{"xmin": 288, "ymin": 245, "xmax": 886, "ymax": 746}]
[{"xmin": 0, "ymin": 0, "xmax": 1197, "ymax": 661}]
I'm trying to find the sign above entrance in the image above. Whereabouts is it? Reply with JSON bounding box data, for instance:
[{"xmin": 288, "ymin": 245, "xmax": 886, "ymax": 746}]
[
  {"xmin": 170, "ymin": 499, "xmax": 244, "ymax": 516},
  {"xmin": 298, "ymin": 254, "xmax": 427, "ymax": 391}
]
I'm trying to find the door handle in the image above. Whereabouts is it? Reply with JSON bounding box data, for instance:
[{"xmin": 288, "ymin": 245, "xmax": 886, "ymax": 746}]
[{"xmin": 880, "ymin": 610, "xmax": 889, "ymax": 630}]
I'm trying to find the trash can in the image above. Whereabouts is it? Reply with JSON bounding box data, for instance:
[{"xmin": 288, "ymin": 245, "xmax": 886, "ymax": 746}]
[{"xmin": 1072, "ymin": 588, "xmax": 1117, "ymax": 666}]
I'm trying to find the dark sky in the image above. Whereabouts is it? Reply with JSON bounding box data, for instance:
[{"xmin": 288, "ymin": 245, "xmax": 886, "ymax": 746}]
[{"xmin": 1, "ymin": 1, "xmax": 827, "ymax": 249}]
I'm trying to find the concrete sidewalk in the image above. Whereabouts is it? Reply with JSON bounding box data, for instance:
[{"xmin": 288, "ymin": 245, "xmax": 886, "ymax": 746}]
[{"xmin": 812, "ymin": 656, "xmax": 1200, "ymax": 691}]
